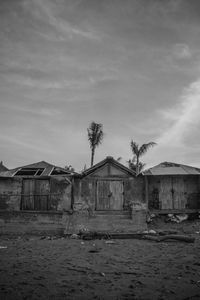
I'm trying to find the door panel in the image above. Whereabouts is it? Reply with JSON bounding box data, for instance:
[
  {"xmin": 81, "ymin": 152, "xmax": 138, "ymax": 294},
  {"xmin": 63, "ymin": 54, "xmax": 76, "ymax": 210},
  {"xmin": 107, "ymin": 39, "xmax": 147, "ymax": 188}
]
[
  {"xmin": 110, "ymin": 181, "xmax": 124, "ymax": 210},
  {"xmin": 22, "ymin": 179, "xmax": 35, "ymax": 210},
  {"xmin": 96, "ymin": 180, "xmax": 124, "ymax": 210},
  {"xmin": 35, "ymin": 180, "xmax": 50, "ymax": 210},
  {"xmin": 22, "ymin": 179, "xmax": 50, "ymax": 210},
  {"xmin": 160, "ymin": 177, "xmax": 173, "ymax": 209},
  {"xmin": 96, "ymin": 181, "xmax": 110, "ymax": 210}
]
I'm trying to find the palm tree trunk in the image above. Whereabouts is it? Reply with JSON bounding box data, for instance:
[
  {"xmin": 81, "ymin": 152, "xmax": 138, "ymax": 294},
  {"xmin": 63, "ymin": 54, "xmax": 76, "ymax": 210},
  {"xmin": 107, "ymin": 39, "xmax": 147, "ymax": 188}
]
[{"xmin": 91, "ymin": 148, "xmax": 95, "ymax": 167}]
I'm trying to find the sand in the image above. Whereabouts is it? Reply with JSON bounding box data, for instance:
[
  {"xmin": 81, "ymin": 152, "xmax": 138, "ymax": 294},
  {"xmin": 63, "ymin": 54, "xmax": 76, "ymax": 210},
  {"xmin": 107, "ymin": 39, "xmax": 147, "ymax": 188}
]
[{"xmin": 0, "ymin": 221, "xmax": 200, "ymax": 300}]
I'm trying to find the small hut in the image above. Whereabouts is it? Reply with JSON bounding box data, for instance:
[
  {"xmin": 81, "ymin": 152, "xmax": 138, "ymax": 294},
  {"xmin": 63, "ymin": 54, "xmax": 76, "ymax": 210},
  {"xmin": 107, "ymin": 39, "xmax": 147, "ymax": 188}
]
[
  {"xmin": 0, "ymin": 161, "xmax": 74, "ymax": 211},
  {"xmin": 72, "ymin": 156, "xmax": 147, "ymax": 232},
  {"xmin": 144, "ymin": 162, "xmax": 200, "ymax": 213}
]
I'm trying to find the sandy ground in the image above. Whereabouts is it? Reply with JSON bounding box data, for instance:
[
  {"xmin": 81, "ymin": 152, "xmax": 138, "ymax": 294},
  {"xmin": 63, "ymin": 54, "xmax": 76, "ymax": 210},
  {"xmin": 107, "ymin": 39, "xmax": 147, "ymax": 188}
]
[{"xmin": 0, "ymin": 221, "xmax": 200, "ymax": 300}]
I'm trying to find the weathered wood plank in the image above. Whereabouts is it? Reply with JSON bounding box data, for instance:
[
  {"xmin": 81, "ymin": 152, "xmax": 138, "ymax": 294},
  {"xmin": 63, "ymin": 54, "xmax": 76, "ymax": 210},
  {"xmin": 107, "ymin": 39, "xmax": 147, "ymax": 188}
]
[{"xmin": 159, "ymin": 176, "xmax": 173, "ymax": 209}]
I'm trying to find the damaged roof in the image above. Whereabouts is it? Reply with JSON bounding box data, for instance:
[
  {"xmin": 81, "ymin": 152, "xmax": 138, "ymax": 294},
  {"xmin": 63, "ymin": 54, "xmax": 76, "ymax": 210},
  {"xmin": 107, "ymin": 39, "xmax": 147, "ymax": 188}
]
[
  {"xmin": 143, "ymin": 162, "xmax": 200, "ymax": 176},
  {"xmin": 0, "ymin": 161, "xmax": 76, "ymax": 177}
]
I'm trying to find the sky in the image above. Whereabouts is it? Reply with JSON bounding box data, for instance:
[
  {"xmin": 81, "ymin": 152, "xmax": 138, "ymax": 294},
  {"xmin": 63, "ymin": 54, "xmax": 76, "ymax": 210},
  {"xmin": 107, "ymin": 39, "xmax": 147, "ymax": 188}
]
[{"xmin": 1, "ymin": 0, "xmax": 200, "ymax": 171}]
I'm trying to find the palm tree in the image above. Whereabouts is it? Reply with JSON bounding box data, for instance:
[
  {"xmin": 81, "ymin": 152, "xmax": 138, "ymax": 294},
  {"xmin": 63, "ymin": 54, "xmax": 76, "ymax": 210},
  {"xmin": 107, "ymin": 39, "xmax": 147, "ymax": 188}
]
[
  {"xmin": 87, "ymin": 121, "xmax": 104, "ymax": 167},
  {"xmin": 130, "ymin": 141, "xmax": 156, "ymax": 175},
  {"xmin": 127, "ymin": 157, "xmax": 146, "ymax": 174}
]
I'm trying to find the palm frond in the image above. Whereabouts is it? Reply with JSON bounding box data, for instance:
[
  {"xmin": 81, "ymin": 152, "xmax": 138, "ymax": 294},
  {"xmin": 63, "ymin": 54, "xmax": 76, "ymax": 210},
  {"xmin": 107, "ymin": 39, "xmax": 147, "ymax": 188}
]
[
  {"xmin": 127, "ymin": 157, "xmax": 145, "ymax": 173},
  {"xmin": 87, "ymin": 121, "xmax": 104, "ymax": 149},
  {"xmin": 130, "ymin": 140, "xmax": 139, "ymax": 156},
  {"xmin": 139, "ymin": 142, "xmax": 157, "ymax": 157}
]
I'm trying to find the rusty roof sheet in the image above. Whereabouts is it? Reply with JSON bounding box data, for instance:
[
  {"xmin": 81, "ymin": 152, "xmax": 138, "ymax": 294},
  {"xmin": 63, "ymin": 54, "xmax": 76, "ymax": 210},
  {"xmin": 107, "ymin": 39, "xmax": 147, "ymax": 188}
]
[
  {"xmin": 144, "ymin": 162, "xmax": 200, "ymax": 176},
  {"xmin": 0, "ymin": 161, "xmax": 75, "ymax": 177}
]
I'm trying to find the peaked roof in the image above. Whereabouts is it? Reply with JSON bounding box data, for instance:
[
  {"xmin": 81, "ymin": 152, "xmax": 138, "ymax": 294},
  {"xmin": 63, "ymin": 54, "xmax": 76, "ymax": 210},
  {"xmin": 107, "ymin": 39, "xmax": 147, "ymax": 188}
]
[
  {"xmin": 82, "ymin": 156, "xmax": 136, "ymax": 177},
  {"xmin": 0, "ymin": 161, "xmax": 75, "ymax": 177},
  {"xmin": 0, "ymin": 161, "xmax": 8, "ymax": 173},
  {"xmin": 143, "ymin": 162, "xmax": 200, "ymax": 176}
]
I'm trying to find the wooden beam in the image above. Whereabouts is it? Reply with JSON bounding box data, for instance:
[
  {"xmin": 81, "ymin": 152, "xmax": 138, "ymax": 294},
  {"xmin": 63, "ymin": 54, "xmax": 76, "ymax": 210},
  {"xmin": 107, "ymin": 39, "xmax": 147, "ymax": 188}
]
[
  {"xmin": 144, "ymin": 176, "xmax": 149, "ymax": 206},
  {"xmin": 149, "ymin": 209, "xmax": 199, "ymax": 214}
]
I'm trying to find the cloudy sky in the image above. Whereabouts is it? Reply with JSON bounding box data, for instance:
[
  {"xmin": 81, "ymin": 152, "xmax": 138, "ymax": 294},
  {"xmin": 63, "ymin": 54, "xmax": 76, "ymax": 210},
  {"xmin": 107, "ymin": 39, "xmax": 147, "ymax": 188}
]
[{"xmin": 1, "ymin": 0, "xmax": 200, "ymax": 171}]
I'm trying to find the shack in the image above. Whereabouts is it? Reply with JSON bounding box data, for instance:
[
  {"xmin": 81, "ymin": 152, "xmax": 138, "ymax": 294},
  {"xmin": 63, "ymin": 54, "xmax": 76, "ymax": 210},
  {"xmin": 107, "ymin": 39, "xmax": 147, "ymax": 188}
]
[
  {"xmin": 144, "ymin": 162, "xmax": 200, "ymax": 213},
  {"xmin": 0, "ymin": 161, "xmax": 74, "ymax": 235},
  {"xmin": 72, "ymin": 156, "xmax": 147, "ymax": 232}
]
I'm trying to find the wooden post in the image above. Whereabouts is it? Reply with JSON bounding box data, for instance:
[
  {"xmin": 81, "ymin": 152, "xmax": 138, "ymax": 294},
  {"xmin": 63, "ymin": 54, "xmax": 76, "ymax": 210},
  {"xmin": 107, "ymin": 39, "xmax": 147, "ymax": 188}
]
[{"xmin": 145, "ymin": 176, "xmax": 149, "ymax": 207}]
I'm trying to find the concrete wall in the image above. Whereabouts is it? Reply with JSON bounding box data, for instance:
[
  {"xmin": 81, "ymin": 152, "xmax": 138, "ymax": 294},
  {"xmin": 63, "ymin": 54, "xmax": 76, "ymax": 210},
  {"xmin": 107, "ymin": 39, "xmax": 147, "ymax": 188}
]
[
  {"xmin": 0, "ymin": 177, "xmax": 22, "ymax": 210},
  {"xmin": 0, "ymin": 209, "xmax": 147, "ymax": 235},
  {"xmin": 73, "ymin": 177, "xmax": 96, "ymax": 212},
  {"xmin": 0, "ymin": 211, "xmax": 66, "ymax": 235},
  {"xmin": 0, "ymin": 175, "xmax": 147, "ymax": 235},
  {"xmin": 50, "ymin": 176, "xmax": 72, "ymax": 211}
]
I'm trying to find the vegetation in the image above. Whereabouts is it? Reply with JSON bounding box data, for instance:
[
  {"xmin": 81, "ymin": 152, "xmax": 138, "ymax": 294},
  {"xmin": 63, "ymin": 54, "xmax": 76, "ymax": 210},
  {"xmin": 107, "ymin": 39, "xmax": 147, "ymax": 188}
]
[
  {"xmin": 64, "ymin": 164, "xmax": 74, "ymax": 172},
  {"xmin": 130, "ymin": 141, "xmax": 157, "ymax": 175},
  {"xmin": 127, "ymin": 157, "xmax": 146, "ymax": 174},
  {"xmin": 87, "ymin": 121, "xmax": 104, "ymax": 167}
]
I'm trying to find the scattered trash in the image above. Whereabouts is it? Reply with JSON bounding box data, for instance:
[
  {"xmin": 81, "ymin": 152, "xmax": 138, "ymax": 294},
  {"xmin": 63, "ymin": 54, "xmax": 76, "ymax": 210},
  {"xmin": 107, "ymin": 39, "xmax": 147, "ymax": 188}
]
[
  {"xmin": 165, "ymin": 214, "xmax": 188, "ymax": 223},
  {"xmin": 196, "ymin": 232, "xmax": 200, "ymax": 234},
  {"xmin": 70, "ymin": 234, "xmax": 79, "ymax": 239},
  {"xmin": 176, "ymin": 214, "xmax": 188, "ymax": 222},
  {"xmin": 146, "ymin": 213, "xmax": 157, "ymax": 223},
  {"xmin": 79, "ymin": 227, "xmax": 89, "ymax": 234},
  {"xmin": 81, "ymin": 242, "xmax": 85, "ymax": 245},
  {"xmin": 148, "ymin": 229, "xmax": 157, "ymax": 235},
  {"xmin": 0, "ymin": 246, "xmax": 7, "ymax": 249},
  {"xmin": 105, "ymin": 240, "xmax": 115, "ymax": 244}
]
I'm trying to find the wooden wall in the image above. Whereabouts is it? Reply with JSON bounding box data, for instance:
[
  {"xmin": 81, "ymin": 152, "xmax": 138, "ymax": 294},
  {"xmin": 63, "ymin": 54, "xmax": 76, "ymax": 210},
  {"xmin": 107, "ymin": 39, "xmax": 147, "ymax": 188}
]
[
  {"xmin": 73, "ymin": 176, "xmax": 146, "ymax": 212},
  {"xmin": 0, "ymin": 176, "xmax": 72, "ymax": 212},
  {"xmin": 147, "ymin": 175, "xmax": 200, "ymax": 210}
]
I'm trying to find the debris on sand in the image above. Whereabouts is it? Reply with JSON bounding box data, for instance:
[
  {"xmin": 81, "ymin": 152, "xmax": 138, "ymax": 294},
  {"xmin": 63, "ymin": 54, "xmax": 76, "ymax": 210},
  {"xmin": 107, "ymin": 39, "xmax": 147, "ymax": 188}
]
[
  {"xmin": 0, "ymin": 246, "xmax": 7, "ymax": 249},
  {"xmin": 105, "ymin": 240, "xmax": 116, "ymax": 244},
  {"xmin": 148, "ymin": 229, "xmax": 157, "ymax": 235},
  {"xmin": 165, "ymin": 214, "xmax": 188, "ymax": 223},
  {"xmin": 143, "ymin": 234, "xmax": 195, "ymax": 243},
  {"xmin": 70, "ymin": 234, "xmax": 80, "ymax": 239}
]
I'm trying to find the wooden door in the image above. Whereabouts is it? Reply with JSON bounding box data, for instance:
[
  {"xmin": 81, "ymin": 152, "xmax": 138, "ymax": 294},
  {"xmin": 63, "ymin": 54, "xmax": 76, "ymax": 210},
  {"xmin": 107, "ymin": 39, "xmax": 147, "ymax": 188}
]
[
  {"xmin": 22, "ymin": 179, "xmax": 35, "ymax": 210},
  {"xmin": 35, "ymin": 180, "xmax": 50, "ymax": 210},
  {"xmin": 96, "ymin": 180, "xmax": 124, "ymax": 210},
  {"xmin": 159, "ymin": 177, "xmax": 173, "ymax": 209},
  {"xmin": 109, "ymin": 181, "xmax": 124, "ymax": 210},
  {"xmin": 96, "ymin": 181, "xmax": 110, "ymax": 210}
]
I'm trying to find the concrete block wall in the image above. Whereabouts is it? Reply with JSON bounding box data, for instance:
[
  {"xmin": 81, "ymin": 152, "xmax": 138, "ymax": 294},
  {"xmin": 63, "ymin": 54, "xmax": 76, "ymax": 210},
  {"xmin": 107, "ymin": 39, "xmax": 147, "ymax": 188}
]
[
  {"xmin": 0, "ymin": 209, "xmax": 147, "ymax": 236},
  {"xmin": 0, "ymin": 211, "xmax": 67, "ymax": 236},
  {"xmin": 0, "ymin": 178, "xmax": 22, "ymax": 210}
]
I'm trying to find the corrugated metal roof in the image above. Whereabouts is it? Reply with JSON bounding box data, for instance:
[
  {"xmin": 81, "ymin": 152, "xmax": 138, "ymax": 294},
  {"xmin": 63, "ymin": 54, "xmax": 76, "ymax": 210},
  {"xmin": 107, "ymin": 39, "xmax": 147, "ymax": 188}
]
[
  {"xmin": 144, "ymin": 162, "xmax": 200, "ymax": 176},
  {"xmin": 0, "ymin": 161, "xmax": 75, "ymax": 177}
]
